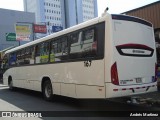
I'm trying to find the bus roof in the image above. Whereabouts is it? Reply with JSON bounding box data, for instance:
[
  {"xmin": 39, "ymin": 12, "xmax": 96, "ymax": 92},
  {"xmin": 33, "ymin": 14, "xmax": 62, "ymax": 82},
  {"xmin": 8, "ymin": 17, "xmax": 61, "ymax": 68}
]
[{"xmin": 0, "ymin": 46, "xmax": 15, "ymax": 53}]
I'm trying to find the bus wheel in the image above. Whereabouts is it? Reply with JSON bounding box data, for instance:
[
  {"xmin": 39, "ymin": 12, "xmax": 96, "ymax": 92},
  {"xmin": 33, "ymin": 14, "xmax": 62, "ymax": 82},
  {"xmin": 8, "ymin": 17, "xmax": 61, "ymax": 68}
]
[
  {"xmin": 8, "ymin": 77, "xmax": 14, "ymax": 90},
  {"xmin": 42, "ymin": 80, "xmax": 53, "ymax": 101}
]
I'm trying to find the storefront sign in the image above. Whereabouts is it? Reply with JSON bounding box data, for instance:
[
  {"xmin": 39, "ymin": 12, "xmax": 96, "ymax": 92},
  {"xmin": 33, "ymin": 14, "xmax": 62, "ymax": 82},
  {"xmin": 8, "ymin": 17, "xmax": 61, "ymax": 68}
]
[
  {"xmin": 52, "ymin": 26, "xmax": 63, "ymax": 32},
  {"xmin": 34, "ymin": 24, "xmax": 47, "ymax": 33},
  {"xmin": 15, "ymin": 23, "xmax": 32, "ymax": 41}
]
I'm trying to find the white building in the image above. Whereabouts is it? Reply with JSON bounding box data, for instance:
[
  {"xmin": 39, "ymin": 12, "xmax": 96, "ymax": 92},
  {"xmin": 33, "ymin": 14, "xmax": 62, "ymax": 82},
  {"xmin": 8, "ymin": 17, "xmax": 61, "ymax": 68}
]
[
  {"xmin": 82, "ymin": 0, "xmax": 97, "ymax": 22},
  {"xmin": 24, "ymin": 0, "xmax": 98, "ymax": 35}
]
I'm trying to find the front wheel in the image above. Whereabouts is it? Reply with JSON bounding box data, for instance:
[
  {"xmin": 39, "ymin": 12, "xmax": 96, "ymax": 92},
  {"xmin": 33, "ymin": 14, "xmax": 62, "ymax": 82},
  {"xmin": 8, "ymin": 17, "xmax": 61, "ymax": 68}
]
[{"xmin": 42, "ymin": 80, "xmax": 53, "ymax": 101}]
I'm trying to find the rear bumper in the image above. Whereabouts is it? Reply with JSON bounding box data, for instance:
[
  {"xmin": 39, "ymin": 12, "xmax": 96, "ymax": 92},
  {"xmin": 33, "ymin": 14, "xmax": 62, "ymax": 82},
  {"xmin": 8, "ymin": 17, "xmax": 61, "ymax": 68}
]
[{"xmin": 105, "ymin": 82, "xmax": 157, "ymax": 98}]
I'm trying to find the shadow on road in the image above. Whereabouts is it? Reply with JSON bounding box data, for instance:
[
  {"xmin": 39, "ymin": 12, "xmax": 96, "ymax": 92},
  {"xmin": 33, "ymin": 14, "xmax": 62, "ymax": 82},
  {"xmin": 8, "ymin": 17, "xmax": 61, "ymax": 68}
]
[{"xmin": 0, "ymin": 86, "xmax": 158, "ymax": 111}]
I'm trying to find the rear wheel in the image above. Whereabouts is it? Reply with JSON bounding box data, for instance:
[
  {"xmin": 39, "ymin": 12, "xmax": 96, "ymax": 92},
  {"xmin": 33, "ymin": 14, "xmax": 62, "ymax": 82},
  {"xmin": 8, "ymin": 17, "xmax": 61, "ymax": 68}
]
[{"xmin": 42, "ymin": 80, "xmax": 53, "ymax": 101}]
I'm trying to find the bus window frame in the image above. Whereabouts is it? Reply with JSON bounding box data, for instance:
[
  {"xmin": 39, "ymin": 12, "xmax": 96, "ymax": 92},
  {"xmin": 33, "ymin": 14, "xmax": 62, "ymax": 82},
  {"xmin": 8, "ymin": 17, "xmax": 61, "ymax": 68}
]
[{"xmin": 6, "ymin": 22, "xmax": 105, "ymax": 67}]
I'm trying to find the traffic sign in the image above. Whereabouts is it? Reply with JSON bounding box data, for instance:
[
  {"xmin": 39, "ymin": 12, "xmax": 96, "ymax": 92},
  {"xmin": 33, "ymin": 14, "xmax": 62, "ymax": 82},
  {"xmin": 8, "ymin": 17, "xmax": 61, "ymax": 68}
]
[
  {"xmin": 52, "ymin": 26, "xmax": 63, "ymax": 32},
  {"xmin": 6, "ymin": 33, "xmax": 16, "ymax": 41}
]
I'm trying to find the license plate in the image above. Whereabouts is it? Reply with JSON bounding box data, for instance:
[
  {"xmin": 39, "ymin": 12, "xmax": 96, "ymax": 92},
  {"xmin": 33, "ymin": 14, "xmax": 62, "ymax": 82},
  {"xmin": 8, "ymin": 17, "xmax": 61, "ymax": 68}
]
[{"xmin": 136, "ymin": 78, "xmax": 142, "ymax": 83}]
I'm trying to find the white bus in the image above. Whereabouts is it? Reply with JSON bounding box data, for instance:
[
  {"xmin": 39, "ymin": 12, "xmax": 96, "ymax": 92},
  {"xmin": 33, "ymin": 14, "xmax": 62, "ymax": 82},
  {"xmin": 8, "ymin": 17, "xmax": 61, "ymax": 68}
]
[{"xmin": 2, "ymin": 12, "xmax": 157, "ymax": 101}]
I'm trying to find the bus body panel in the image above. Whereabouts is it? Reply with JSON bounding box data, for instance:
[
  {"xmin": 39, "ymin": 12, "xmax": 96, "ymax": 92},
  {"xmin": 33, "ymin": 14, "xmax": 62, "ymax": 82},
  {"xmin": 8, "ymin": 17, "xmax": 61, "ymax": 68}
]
[
  {"xmin": 3, "ymin": 13, "xmax": 157, "ymax": 99},
  {"xmin": 113, "ymin": 18, "xmax": 156, "ymax": 84},
  {"xmin": 105, "ymin": 82, "xmax": 157, "ymax": 98},
  {"xmin": 76, "ymin": 85, "xmax": 105, "ymax": 98},
  {"xmin": 3, "ymin": 59, "xmax": 105, "ymax": 98},
  {"xmin": 105, "ymin": 15, "xmax": 157, "ymax": 98}
]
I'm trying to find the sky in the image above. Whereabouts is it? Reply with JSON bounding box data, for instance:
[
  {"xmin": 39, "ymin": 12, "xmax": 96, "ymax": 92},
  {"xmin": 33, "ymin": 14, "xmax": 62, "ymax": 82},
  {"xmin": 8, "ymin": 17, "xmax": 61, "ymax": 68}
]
[
  {"xmin": 0, "ymin": 0, "xmax": 159, "ymax": 16},
  {"xmin": 98, "ymin": 0, "xmax": 159, "ymax": 15}
]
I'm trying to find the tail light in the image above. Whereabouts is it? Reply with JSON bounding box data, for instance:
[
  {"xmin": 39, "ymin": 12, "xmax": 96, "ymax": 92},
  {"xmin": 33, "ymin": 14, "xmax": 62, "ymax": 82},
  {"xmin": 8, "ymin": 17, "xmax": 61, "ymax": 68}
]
[{"xmin": 111, "ymin": 62, "xmax": 119, "ymax": 85}]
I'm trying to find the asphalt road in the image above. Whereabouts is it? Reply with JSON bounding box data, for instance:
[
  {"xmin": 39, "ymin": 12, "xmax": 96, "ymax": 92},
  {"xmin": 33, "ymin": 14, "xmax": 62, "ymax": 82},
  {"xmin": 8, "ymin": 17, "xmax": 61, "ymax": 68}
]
[{"xmin": 0, "ymin": 83, "xmax": 160, "ymax": 120}]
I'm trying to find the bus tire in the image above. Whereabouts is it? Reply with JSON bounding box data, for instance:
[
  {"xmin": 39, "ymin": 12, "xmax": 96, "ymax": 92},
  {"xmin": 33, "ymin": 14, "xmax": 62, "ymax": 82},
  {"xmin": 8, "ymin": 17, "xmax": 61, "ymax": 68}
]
[
  {"xmin": 42, "ymin": 80, "xmax": 53, "ymax": 101},
  {"xmin": 8, "ymin": 77, "xmax": 15, "ymax": 91}
]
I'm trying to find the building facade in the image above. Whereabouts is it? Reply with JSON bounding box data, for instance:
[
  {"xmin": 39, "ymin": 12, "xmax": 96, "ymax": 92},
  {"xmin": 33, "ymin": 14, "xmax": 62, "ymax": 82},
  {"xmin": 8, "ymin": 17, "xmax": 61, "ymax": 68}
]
[
  {"xmin": 123, "ymin": 1, "xmax": 160, "ymax": 42},
  {"xmin": 23, "ymin": 0, "xmax": 98, "ymax": 35},
  {"xmin": 0, "ymin": 8, "xmax": 35, "ymax": 51},
  {"xmin": 123, "ymin": 1, "xmax": 160, "ymax": 29}
]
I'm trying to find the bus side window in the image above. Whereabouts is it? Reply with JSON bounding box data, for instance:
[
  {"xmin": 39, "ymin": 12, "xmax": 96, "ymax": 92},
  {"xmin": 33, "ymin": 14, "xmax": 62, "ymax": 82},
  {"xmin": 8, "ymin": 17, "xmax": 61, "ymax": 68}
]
[
  {"xmin": 24, "ymin": 47, "xmax": 34, "ymax": 65},
  {"xmin": 40, "ymin": 42, "xmax": 49, "ymax": 63},
  {"xmin": 70, "ymin": 33, "xmax": 79, "ymax": 45},
  {"xmin": 61, "ymin": 37, "xmax": 68, "ymax": 55},
  {"xmin": 1, "ymin": 54, "xmax": 9, "ymax": 70},
  {"xmin": 69, "ymin": 31, "xmax": 83, "ymax": 59},
  {"xmin": 82, "ymin": 28, "xmax": 97, "ymax": 57},
  {"xmin": 35, "ymin": 44, "xmax": 41, "ymax": 64},
  {"xmin": 16, "ymin": 50, "xmax": 25, "ymax": 65},
  {"xmin": 52, "ymin": 37, "xmax": 68, "ymax": 62},
  {"xmin": 60, "ymin": 37, "xmax": 68, "ymax": 60},
  {"xmin": 69, "ymin": 28, "xmax": 96, "ymax": 60},
  {"xmin": 30, "ymin": 47, "xmax": 35, "ymax": 64},
  {"xmin": 16, "ymin": 50, "xmax": 21, "ymax": 65},
  {"xmin": 50, "ymin": 41, "xmax": 56, "ymax": 62},
  {"xmin": 9, "ymin": 53, "xmax": 17, "ymax": 66}
]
